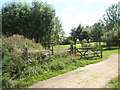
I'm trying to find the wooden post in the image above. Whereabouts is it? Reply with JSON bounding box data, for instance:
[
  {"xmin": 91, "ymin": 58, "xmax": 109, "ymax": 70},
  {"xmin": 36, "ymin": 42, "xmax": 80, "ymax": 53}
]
[
  {"xmin": 70, "ymin": 44, "xmax": 73, "ymax": 54},
  {"xmin": 74, "ymin": 45, "xmax": 76, "ymax": 55},
  {"xmin": 24, "ymin": 48, "xmax": 28, "ymax": 60},
  {"xmin": 101, "ymin": 46, "xmax": 102, "ymax": 58},
  {"xmin": 52, "ymin": 45, "xmax": 54, "ymax": 55}
]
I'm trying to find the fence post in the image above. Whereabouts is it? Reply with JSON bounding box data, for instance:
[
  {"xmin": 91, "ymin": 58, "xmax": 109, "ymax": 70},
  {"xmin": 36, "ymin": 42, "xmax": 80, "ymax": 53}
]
[
  {"xmin": 24, "ymin": 48, "xmax": 28, "ymax": 60},
  {"xmin": 74, "ymin": 45, "xmax": 76, "ymax": 55},
  {"xmin": 100, "ymin": 46, "xmax": 102, "ymax": 58},
  {"xmin": 51, "ymin": 45, "xmax": 54, "ymax": 55},
  {"xmin": 70, "ymin": 44, "xmax": 73, "ymax": 54}
]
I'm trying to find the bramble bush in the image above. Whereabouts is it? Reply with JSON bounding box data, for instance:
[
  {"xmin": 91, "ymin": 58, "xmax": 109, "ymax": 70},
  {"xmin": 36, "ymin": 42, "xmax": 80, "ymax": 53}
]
[{"xmin": 2, "ymin": 35, "xmax": 43, "ymax": 88}]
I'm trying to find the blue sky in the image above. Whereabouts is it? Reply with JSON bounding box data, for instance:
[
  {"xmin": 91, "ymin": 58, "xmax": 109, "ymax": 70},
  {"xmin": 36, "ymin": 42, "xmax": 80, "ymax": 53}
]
[{"xmin": 0, "ymin": 0, "xmax": 119, "ymax": 36}]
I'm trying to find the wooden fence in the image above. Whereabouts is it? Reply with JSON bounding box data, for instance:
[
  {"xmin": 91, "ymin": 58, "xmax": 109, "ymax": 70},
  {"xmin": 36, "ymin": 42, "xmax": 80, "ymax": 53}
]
[{"xmin": 23, "ymin": 45, "xmax": 102, "ymax": 60}]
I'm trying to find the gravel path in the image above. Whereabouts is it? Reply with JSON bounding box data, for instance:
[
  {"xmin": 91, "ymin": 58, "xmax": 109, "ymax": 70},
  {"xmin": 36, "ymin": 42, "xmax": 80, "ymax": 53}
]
[{"xmin": 30, "ymin": 54, "xmax": 119, "ymax": 88}]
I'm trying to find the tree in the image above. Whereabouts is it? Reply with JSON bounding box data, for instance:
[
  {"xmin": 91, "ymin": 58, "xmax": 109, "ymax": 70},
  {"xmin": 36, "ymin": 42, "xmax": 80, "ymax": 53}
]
[
  {"xmin": 2, "ymin": 2, "xmax": 65, "ymax": 48},
  {"xmin": 2, "ymin": 2, "xmax": 30, "ymax": 36},
  {"xmin": 70, "ymin": 24, "xmax": 89, "ymax": 45},
  {"xmin": 51, "ymin": 17, "xmax": 65, "ymax": 45},
  {"xmin": 61, "ymin": 37, "xmax": 73, "ymax": 45},
  {"xmin": 69, "ymin": 27, "xmax": 77, "ymax": 45},
  {"xmin": 103, "ymin": 4, "xmax": 118, "ymax": 31},
  {"xmin": 76, "ymin": 24, "xmax": 84, "ymax": 42},
  {"xmin": 29, "ymin": 2, "xmax": 56, "ymax": 48},
  {"xmin": 81, "ymin": 30, "xmax": 89, "ymax": 43},
  {"xmin": 88, "ymin": 22, "xmax": 104, "ymax": 43},
  {"xmin": 101, "ymin": 23, "xmax": 119, "ymax": 48},
  {"xmin": 101, "ymin": 4, "xmax": 119, "ymax": 47}
]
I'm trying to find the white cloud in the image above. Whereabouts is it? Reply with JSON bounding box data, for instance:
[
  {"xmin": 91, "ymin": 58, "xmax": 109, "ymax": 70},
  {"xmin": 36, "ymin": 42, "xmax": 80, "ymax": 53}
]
[
  {"xmin": 43, "ymin": 0, "xmax": 119, "ymax": 4},
  {"xmin": 64, "ymin": 6, "xmax": 78, "ymax": 13},
  {"xmin": 101, "ymin": 0, "xmax": 119, "ymax": 3},
  {"xmin": 2, "ymin": 0, "xmax": 119, "ymax": 4},
  {"xmin": 38, "ymin": 0, "xmax": 53, "ymax": 4},
  {"xmin": 78, "ymin": 0, "xmax": 119, "ymax": 3},
  {"xmin": 61, "ymin": 13, "xmax": 103, "ymax": 36}
]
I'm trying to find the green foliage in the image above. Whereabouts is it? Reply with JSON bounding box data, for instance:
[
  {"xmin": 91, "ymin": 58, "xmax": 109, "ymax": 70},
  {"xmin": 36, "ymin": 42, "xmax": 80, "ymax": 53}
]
[
  {"xmin": 76, "ymin": 24, "xmax": 84, "ymax": 42},
  {"xmin": 50, "ymin": 61, "xmax": 65, "ymax": 71},
  {"xmin": 61, "ymin": 37, "xmax": 74, "ymax": 45},
  {"xmin": 51, "ymin": 17, "xmax": 65, "ymax": 45},
  {"xmin": 2, "ymin": 35, "xmax": 43, "ymax": 88},
  {"xmin": 88, "ymin": 22, "xmax": 104, "ymax": 42},
  {"xmin": 2, "ymin": 2, "xmax": 120, "ymax": 88},
  {"xmin": 2, "ymin": 35, "xmax": 118, "ymax": 88},
  {"xmin": 2, "ymin": 35, "xmax": 119, "ymax": 88},
  {"xmin": 105, "ymin": 75, "xmax": 120, "ymax": 89},
  {"xmin": 86, "ymin": 4, "xmax": 119, "ymax": 48},
  {"xmin": 2, "ymin": 2, "xmax": 65, "ymax": 48},
  {"xmin": 103, "ymin": 4, "xmax": 118, "ymax": 31},
  {"xmin": 101, "ymin": 27, "xmax": 118, "ymax": 48},
  {"xmin": 2, "ymin": 35, "xmax": 43, "ymax": 51},
  {"xmin": 80, "ymin": 39, "xmax": 92, "ymax": 47},
  {"xmin": 70, "ymin": 27, "xmax": 77, "ymax": 44},
  {"xmin": 101, "ymin": 4, "xmax": 119, "ymax": 48},
  {"xmin": 70, "ymin": 24, "xmax": 89, "ymax": 44}
]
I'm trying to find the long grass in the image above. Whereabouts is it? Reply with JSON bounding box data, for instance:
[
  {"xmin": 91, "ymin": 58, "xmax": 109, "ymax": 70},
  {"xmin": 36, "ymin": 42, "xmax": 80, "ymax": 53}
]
[
  {"xmin": 105, "ymin": 75, "xmax": 120, "ymax": 89},
  {"xmin": 13, "ymin": 47, "xmax": 119, "ymax": 88}
]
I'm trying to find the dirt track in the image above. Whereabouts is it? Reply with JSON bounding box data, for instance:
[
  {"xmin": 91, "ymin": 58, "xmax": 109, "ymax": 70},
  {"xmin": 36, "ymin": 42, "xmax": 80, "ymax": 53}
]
[{"xmin": 30, "ymin": 54, "xmax": 119, "ymax": 88}]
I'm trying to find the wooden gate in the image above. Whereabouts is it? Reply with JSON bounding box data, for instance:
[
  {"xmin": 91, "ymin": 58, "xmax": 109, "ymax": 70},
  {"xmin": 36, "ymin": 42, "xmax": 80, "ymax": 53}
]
[{"xmin": 75, "ymin": 46, "xmax": 102, "ymax": 60}]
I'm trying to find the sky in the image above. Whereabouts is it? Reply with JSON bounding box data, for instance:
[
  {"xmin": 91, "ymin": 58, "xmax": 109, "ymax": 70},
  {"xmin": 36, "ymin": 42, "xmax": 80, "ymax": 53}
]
[{"xmin": 0, "ymin": 0, "xmax": 119, "ymax": 36}]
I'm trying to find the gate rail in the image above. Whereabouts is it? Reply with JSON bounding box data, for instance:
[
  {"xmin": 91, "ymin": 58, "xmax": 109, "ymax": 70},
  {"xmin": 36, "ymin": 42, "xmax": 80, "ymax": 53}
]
[{"xmin": 75, "ymin": 46, "xmax": 102, "ymax": 60}]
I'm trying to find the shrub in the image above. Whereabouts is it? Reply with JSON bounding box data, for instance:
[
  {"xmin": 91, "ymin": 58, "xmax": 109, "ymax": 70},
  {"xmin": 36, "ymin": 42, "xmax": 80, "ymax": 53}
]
[
  {"xmin": 50, "ymin": 61, "xmax": 65, "ymax": 71},
  {"xmin": 101, "ymin": 27, "xmax": 118, "ymax": 48},
  {"xmin": 2, "ymin": 35, "xmax": 43, "ymax": 88},
  {"xmin": 61, "ymin": 37, "xmax": 74, "ymax": 45}
]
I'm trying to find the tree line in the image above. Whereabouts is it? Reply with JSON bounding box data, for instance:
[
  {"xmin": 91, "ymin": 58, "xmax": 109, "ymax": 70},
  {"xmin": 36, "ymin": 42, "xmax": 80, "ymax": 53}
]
[{"xmin": 2, "ymin": 2, "xmax": 119, "ymax": 48}]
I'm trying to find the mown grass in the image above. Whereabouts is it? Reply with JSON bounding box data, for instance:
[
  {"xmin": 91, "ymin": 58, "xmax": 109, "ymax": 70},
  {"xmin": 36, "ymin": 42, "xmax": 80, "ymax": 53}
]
[
  {"xmin": 54, "ymin": 42, "xmax": 106, "ymax": 49},
  {"xmin": 105, "ymin": 75, "xmax": 120, "ymax": 89},
  {"xmin": 53, "ymin": 42, "xmax": 106, "ymax": 54}
]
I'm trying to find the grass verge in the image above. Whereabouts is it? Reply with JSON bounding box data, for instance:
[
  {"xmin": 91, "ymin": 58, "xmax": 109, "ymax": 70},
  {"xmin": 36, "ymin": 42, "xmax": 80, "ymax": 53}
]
[
  {"xmin": 105, "ymin": 75, "xmax": 120, "ymax": 89},
  {"xmin": 10, "ymin": 47, "xmax": 119, "ymax": 88},
  {"xmin": 2, "ymin": 36, "xmax": 119, "ymax": 88}
]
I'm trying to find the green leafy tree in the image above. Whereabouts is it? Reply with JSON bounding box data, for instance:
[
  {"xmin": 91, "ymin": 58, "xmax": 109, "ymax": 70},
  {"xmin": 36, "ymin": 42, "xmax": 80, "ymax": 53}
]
[
  {"xmin": 2, "ymin": 2, "xmax": 64, "ymax": 48},
  {"xmin": 76, "ymin": 24, "xmax": 84, "ymax": 42},
  {"xmin": 70, "ymin": 27, "xmax": 77, "ymax": 45},
  {"xmin": 51, "ymin": 17, "xmax": 65, "ymax": 45},
  {"xmin": 2, "ymin": 2, "xmax": 31, "ymax": 36},
  {"xmin": 101, "ymin": 4, "xmax": 119, "ymax": 47},
  {"xmin": 70, "ymin": 24, "xmax": 90, "ymax": 45},
  {"xmin": 61, "ymin": 37, "xmax": 74, "ymax": 45},
  {"xmin": 81, "ymin": 30, "xmax": 89, "ymax": 43},
  {"xmin": 101, "ymin": 23, "xmax": 119, "ymax": 48},
  {"xmin": 88, "ymin": 22, "xmax": 104, "ymax": 43},
  {"xmin": 103, "ymin": 3, "xmax": 118, "ymax": 31}
]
